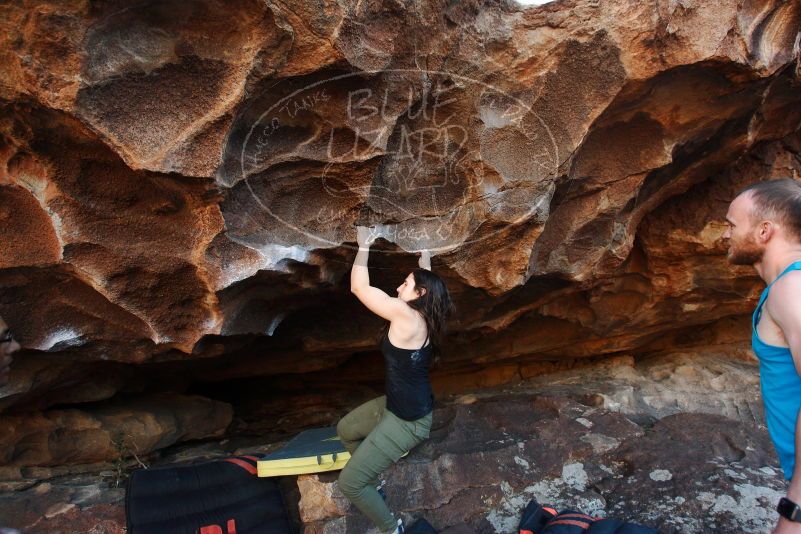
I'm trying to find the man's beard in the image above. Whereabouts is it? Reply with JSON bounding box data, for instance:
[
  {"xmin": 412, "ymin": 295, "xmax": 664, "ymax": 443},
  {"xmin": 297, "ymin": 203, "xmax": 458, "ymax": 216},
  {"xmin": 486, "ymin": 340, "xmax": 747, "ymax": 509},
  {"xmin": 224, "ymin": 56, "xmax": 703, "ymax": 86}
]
[{"xmin": 727, "ymin": 234, "xmax": 764, "ymax": 265}]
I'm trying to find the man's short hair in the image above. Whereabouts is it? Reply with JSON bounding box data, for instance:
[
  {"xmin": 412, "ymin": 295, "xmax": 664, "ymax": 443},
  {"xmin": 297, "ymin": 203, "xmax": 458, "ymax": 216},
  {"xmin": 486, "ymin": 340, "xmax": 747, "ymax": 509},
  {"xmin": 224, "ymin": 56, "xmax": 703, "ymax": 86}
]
[{"xmin": 738, "ymin": 178, "xmax": 801, "ymax": 241}]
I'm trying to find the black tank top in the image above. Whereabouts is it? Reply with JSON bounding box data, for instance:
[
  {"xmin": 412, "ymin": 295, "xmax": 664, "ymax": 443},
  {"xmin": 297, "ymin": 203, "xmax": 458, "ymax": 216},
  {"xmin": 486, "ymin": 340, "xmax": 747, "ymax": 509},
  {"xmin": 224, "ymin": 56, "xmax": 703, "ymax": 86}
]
[{"xmin": 381, "ymin": 328, "xmax": 434, "ymax": 421}]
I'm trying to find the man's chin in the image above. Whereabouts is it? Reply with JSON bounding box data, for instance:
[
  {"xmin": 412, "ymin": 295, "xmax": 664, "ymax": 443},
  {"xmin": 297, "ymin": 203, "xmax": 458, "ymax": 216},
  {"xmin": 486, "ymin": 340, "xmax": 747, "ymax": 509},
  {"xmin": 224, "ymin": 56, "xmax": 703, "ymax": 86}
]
[{"xmin": 727, "ymin": 250, "xmax": 762, "ymax": 266}]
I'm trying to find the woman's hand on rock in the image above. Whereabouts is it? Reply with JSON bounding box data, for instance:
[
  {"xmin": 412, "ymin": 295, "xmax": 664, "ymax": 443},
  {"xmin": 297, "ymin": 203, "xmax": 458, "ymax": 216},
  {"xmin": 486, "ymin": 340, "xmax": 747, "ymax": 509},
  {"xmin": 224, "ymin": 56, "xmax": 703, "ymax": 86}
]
[
  {"xmin": 417, "ymin": 249, "xmax": 432, "ymax": 270},
  {"xmin": 356, "ymin": 225, "xmax": 378, "ymax": 249}
]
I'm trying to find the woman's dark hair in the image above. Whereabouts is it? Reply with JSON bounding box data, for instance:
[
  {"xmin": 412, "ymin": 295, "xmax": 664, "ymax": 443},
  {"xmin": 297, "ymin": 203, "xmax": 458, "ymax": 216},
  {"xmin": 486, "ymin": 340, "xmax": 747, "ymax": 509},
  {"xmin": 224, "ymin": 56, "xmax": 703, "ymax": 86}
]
[{"xmin": 378, "ymin": 268, "xmax": 455, "ymax": 366}]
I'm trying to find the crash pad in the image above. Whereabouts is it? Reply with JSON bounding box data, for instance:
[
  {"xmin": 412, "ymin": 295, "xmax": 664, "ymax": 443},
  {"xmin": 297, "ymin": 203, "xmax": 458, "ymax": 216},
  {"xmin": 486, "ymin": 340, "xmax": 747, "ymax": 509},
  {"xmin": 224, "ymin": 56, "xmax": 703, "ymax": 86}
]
[
  {"xmin": 257, "ymin": 426, "xmax": 351, "ymax": 477},
  {"xmin": 126, "ymin": 454, "xmax": 292, "ymax": 534}
]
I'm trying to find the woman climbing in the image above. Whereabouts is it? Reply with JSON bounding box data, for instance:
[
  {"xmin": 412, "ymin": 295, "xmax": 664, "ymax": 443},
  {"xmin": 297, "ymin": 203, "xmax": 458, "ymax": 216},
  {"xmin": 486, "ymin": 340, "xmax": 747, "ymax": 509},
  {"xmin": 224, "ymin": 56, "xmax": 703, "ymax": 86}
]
[{"xmin": 337, "ymin": 225, "xmax": 454, "ymax": 534}]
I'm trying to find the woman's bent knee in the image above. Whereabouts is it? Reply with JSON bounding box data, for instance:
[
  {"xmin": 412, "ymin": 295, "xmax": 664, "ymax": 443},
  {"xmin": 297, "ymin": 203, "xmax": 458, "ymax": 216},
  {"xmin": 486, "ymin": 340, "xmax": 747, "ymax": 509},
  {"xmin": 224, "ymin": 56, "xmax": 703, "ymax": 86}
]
[
  {"xmin": 337, "ymin": 468, "xmax": 361, "ymax": 499},
  {"xmin": 336, "ymin": 417, "xmax": 353, "ymax": 444},
  {"xmin": 336, "ymin": 419, "xmax": 346, "ymax": 440}
]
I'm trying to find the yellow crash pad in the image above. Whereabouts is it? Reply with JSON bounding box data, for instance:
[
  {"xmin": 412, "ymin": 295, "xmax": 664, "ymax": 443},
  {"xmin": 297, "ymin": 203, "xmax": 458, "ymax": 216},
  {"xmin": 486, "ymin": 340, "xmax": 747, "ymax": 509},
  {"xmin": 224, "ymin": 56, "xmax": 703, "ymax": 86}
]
[{"xmin": 257, "ymin": 426, "xmax": 351, "ymax": 477}]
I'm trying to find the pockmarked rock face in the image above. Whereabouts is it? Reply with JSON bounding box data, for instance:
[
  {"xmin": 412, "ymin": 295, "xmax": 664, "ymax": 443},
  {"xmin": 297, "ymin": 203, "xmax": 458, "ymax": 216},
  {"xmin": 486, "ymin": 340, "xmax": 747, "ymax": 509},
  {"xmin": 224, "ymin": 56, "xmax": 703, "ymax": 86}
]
[
  {"xmin": 0, "ymin": 0, "xmax": 800, "ymax": 469},
  {"xmin": 0, "ymin": 477, "xmax": 126, "ymax": 534},
  {"xmin": 0, "ymin": 393, "xmax": 232, "ymax": 468}
]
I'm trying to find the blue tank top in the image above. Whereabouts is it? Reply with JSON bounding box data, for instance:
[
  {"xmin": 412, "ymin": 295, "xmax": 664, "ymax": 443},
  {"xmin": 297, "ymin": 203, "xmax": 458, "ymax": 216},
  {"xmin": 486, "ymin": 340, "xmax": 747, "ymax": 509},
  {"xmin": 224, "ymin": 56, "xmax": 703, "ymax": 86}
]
[{"xmin": 752, "ymin": 261, "xmax": 801, "ymax": 480}]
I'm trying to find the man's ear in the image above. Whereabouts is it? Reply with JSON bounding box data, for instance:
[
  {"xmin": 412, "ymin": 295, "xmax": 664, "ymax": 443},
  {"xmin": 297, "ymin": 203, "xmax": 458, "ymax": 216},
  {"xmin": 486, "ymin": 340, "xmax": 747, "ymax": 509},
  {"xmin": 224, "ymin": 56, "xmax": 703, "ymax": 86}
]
[{"xmin": 757, "ymin": 220, "xmax": 775, "ymax": 243}]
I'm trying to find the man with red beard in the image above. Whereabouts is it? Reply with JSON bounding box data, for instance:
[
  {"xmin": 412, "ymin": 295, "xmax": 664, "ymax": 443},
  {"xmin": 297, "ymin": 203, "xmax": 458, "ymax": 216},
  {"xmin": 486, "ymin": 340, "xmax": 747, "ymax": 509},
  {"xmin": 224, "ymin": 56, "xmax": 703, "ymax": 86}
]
[
  {"xmin": 724, "ymin": 178, "xmax": 801, "ymax": 533},
  {"xmin": 0, "ymin": 316, "xmax": 19, "ymax": 387}
]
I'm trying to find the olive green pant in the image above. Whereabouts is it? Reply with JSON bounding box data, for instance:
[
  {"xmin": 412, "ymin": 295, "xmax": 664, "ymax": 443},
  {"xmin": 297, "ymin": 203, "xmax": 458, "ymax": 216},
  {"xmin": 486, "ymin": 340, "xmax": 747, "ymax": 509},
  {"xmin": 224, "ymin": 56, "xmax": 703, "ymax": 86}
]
[{"xmin": 336, "ymin": 396, "xmax": 432, "ymax": 533}]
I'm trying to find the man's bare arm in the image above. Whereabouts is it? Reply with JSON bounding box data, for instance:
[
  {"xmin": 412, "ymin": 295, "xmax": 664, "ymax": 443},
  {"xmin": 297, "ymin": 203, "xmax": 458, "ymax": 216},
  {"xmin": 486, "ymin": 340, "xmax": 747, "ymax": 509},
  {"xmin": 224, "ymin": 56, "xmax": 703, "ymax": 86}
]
[
  {"xmin": 771, "ymin": 274, "xmax": 801, "ymax": 375},
  {"xmin": 770, "ymin": 274, "xmax": 801, "ymax": 533}
]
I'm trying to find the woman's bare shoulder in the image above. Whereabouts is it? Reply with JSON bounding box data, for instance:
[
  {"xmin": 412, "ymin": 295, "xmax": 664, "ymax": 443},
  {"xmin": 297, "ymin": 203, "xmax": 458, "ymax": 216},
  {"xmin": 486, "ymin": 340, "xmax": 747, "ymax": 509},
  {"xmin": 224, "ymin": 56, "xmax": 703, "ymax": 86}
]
[{"xmin": 389, "ymin": 307, "xmax": 426, "ymax": 337}]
